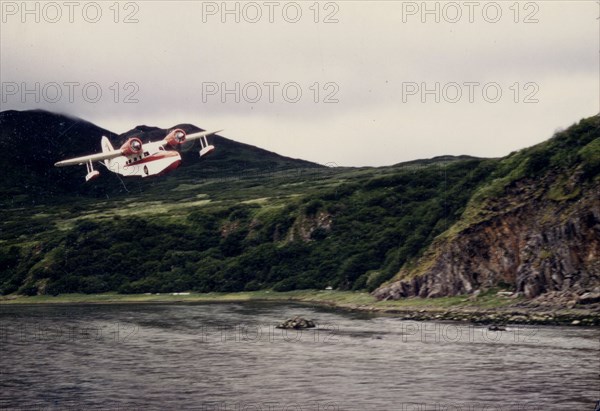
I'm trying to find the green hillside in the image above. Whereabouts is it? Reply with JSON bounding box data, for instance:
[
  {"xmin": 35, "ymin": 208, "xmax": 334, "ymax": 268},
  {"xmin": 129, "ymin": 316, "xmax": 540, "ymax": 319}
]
[
  {"xmin": 1, "ymin": 111, "xmax": 597, "ymax": 298},
  {"xmin": 0, "ymin": 110, "xmax": 320, "ymax": 202},
  {"xmin": 374, "ymin": 114, "xmax": 599, "ymax": 300}
]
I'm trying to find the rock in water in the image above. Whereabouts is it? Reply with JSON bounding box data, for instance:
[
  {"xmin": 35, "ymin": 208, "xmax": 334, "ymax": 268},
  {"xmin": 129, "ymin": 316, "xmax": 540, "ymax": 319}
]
[
  {"xmin": 276, "ymin": 316, "xmax": 316, "ymax": 329},
  {"xmin": 488, "ymin": 325, "xmax": 507, "ymax": 332}
]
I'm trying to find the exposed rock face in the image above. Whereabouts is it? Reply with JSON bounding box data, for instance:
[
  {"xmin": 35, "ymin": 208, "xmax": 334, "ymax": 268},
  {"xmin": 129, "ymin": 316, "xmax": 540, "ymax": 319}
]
[
  {"xmin": 578, "ymin": 292, "xmax": 600, "ymax": 305},
  {"xmin": 373, "ymin": 178, "xmax": 600, "ymax": 300},
  {"xmin": 287, "ymin": 211, "xmax": 333, "ymax": 243}
]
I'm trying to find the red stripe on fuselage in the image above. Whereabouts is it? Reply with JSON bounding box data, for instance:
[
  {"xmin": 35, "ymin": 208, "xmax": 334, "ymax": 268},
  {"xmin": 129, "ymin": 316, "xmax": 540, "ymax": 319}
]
[
  {"xmin": 158, "ymin": 159, "xmax": 182, "ymax": 176},
  {"xmin": 124, "ymin": 150, "xmax": 179, "ymax": 167}
]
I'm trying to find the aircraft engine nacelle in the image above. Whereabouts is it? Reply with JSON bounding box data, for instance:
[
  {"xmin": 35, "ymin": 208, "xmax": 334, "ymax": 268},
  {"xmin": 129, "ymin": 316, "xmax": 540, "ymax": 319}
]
[
  {"xmin": 164, "ymin": 129, "xmax": 187, "ymax": 147},
  {"xmin": 120, "ymin": 138, "xmax": 143, "ymax": 156}
]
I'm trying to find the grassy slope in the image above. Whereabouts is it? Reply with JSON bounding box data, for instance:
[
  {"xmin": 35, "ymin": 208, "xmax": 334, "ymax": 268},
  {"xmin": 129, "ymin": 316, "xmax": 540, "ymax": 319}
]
[
  {"xmin": 1, "ymin": 156, "xmax": 490, "ymax": 296},
  {"xmin": 0, "ymin": 289, "xmax": 519, "ymax": 310},
  {"xmin": 447, "ymin": 115, "xmax": 599, "ymax": 235},
  {"xmin": 383, "ymin": 115, "xmax": 600, "ymax": 284}
]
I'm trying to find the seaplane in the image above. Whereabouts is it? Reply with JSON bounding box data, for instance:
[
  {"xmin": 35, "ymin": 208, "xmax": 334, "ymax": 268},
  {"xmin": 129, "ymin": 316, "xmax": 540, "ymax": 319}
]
[{"xmin": 54, "ymin": 128, "xmax": 221, "ymax": 181}]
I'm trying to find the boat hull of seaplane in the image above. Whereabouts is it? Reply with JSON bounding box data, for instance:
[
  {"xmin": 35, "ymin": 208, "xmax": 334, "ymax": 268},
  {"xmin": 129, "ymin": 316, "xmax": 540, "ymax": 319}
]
[{"xmin": 110, "ymin": 150, "xmax": 183, "ymax": 178}]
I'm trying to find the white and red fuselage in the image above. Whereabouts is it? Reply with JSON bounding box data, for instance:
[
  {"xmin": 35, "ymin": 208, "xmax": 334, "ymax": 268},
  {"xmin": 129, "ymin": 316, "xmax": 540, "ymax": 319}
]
[
  {"xmin": 55, "ymin": 128, "xmax": 219, "ymax": 181},
  {"xmin": 107, "ymin": 137, "xmax": 183, "ymax": 178}
]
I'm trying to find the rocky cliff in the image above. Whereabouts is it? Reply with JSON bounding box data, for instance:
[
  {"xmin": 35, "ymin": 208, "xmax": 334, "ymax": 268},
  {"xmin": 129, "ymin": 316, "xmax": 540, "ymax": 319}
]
[{"xmin": 374, "ymin": 115, "xmax": 600, "ymax": 301}]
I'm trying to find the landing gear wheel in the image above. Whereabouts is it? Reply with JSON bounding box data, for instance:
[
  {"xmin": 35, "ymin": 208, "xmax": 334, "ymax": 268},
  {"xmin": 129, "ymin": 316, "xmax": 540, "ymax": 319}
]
[{"xmin": 144, "ymin": 165, "xmax": 149, "ymax": 175}]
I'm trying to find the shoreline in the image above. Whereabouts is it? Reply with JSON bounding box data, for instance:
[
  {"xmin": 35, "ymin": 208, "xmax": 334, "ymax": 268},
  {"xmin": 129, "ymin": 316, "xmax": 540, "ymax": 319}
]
[{"xmin": 1, "ymin": 290, "xmax": 599, "ymax": 326}]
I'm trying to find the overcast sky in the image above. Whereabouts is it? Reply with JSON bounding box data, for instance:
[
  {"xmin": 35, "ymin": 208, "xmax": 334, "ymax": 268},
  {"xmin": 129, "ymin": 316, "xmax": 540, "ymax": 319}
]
[{"xmin": 1, "ymin": 1, "xmax": 598, "ymax": 166}]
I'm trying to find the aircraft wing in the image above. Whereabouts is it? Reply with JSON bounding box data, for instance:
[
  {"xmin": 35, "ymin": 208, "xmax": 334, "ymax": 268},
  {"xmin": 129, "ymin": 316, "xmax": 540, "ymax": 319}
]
[
  {"xmin": 184, "ymin": 129, "xmax": 223, "ymax": 142},
  {"xmin": 54, "ymin": 150, "xmax": 123, "ymax": 167}
]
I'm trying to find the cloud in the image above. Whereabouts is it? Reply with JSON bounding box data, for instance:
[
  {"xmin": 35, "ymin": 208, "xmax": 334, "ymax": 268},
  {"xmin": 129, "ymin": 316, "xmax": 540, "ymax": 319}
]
[{"xmin": 1, "ymin": 1, "xmax": 597, "ymax": 166}]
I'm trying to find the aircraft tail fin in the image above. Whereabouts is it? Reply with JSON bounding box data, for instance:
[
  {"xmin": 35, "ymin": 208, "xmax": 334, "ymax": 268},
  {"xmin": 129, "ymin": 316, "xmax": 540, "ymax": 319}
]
[
  {"xmin": 101, "ymin": 136, "xmax": 114, "ymax": 153},
  {"xmin": 101, "ymin": 136, "xmax": 115, "ymax": 167}
]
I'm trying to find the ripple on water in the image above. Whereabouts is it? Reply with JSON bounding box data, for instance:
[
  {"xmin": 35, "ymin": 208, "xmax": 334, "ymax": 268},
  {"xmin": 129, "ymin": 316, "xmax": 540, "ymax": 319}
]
[{"xmin": 0, "ymin": 303, "xmax": 598, "ymax": 410}]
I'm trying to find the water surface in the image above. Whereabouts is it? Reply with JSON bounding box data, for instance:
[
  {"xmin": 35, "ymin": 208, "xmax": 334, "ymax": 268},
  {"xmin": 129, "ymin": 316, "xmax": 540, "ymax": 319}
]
[{"xmin": 1, "ymin": 303, "xmax": 598, "ymax": 410}]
